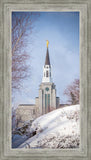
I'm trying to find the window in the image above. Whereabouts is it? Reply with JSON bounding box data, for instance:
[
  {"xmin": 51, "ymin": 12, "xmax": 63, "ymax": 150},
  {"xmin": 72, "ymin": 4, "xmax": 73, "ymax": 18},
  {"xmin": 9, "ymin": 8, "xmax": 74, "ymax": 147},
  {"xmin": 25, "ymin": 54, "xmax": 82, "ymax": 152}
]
[
  {"xmin": 46, "ymin": 71, "xmax": 48, "ymax": 77},
  {"xmin": 33, "ymin": 109, "xmax": 35, "ymax": 115}
]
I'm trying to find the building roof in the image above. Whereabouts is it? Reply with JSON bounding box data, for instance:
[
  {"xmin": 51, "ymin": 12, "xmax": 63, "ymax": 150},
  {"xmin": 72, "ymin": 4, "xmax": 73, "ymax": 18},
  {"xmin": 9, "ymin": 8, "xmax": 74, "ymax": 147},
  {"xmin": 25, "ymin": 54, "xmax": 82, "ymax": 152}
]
[
  {"xmin": 19, "ymin": 104, "xmax": 35, "ymax": 106},
  {"xmin": 58, "ymin": 104, "xmax": 71, "ymax": 108},
  {"xmin": 45, "ymin": 48, "xmax": 50, "ymax": 65}
]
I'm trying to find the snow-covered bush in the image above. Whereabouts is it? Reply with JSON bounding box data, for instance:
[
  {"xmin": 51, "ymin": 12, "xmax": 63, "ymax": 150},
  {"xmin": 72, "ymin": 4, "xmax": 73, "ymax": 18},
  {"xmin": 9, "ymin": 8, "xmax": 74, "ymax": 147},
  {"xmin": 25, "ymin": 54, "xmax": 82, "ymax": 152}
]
[
  {"xmin": 19, "ymin": 105, "xmax": 80, "ymax": 149},
  {"xmin": 37, "ymin": 134, "xmax": 80, "ymax": 149}
]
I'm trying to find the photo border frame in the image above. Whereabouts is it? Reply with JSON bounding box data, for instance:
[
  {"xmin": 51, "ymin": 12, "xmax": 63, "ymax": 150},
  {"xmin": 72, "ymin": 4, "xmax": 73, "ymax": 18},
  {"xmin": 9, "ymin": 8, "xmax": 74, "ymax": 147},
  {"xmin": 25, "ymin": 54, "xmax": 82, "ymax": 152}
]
[{"xmin": 0, "ymin": 0, "xmax": 91, "ymax": 160}]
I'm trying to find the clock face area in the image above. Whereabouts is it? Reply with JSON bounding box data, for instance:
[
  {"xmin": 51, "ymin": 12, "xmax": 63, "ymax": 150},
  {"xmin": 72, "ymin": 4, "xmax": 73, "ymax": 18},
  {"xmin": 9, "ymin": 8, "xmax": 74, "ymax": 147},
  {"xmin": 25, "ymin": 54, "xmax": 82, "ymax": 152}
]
[{"xmin": 45, "ymin": 87, "xmax": 49, "ymax": 91}]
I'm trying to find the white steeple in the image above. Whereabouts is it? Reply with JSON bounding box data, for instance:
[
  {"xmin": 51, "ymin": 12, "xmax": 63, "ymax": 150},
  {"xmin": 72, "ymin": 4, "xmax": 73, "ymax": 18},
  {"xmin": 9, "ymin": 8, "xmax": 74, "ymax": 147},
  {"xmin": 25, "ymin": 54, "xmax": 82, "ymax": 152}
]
[{"xmin": 42, "ymin": 41, "xmax": 52, "ymax": 83}]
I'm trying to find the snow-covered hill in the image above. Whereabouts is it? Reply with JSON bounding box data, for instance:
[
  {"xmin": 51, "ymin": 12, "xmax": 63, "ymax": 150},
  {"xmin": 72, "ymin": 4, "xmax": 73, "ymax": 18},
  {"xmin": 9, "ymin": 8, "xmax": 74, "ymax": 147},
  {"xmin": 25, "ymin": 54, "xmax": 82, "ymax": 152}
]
[{"xmin": 19, "ymin": 105, "xmax": 80, "ymax": 149}]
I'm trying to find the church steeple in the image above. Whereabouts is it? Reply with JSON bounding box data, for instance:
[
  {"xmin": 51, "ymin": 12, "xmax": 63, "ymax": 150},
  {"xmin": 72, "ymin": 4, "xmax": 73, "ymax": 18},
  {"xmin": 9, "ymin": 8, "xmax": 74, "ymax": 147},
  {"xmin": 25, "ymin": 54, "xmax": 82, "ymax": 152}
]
[
  {"xmin": 45, "ymin": 48, "xmax": 50, "ymax": 65},
  {"xmin": 42, "ymin": 41, "xmax": 52, "ymax": 83}
]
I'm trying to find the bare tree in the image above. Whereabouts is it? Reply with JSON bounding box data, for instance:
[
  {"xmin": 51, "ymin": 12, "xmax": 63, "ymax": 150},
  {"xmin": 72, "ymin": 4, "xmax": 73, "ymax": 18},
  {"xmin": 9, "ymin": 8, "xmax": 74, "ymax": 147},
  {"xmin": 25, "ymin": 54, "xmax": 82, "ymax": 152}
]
[
  {"xmin": 16, "ymin": 115, "xmax": 22, "ymax": 128},
  {"xmin": 12, "ymin": 108, "xmax": 16, "ymax": 131},
  {"xmin": 64, "ymin": 79, "xmax": 79, "ymax": 105},
  {"xmin": 12, "ymin": 12, "xmax": 39, "ymax": 90}
]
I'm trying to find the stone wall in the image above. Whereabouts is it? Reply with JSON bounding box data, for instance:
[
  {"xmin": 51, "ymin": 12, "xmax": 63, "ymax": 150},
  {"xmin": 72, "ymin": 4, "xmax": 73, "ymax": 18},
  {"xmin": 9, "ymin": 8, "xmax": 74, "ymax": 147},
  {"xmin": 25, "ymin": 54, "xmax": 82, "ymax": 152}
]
[{"xmin": 16, "ymin": 104, "xmax": 36, "ymax": 128}]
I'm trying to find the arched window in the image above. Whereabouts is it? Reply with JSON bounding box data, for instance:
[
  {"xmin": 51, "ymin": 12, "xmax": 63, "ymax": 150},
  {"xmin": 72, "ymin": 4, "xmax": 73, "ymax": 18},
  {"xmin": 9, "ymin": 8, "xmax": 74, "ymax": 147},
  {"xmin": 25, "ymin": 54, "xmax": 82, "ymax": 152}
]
[{"xmin": 46, "ymin": 71, "xmax": 48, "ymax": 77}]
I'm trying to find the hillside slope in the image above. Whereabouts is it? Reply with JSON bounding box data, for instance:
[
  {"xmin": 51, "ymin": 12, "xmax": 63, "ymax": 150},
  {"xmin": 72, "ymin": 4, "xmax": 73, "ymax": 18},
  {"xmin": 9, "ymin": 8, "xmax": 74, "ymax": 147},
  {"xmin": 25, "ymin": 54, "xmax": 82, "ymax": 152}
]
[{"xmin": 19, "ymin": 105, "xmax": 80, "ymax": 149}]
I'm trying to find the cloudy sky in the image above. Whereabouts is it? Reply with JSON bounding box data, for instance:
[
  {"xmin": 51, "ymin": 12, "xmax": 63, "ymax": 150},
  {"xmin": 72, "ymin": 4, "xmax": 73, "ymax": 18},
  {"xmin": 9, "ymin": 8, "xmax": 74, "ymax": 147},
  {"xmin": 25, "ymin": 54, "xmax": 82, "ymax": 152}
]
[{"xmin": 12, "ymin": 12, "xmax": 79, "ymax": 107}]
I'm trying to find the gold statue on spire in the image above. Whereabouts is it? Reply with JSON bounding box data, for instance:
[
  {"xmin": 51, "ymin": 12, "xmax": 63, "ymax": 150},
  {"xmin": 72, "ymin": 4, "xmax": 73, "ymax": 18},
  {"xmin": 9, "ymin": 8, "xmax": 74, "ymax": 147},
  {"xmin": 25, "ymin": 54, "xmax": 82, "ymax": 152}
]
[{"xmin": 46, "ymin": 40, "xmax": 49, "ymax": 48}]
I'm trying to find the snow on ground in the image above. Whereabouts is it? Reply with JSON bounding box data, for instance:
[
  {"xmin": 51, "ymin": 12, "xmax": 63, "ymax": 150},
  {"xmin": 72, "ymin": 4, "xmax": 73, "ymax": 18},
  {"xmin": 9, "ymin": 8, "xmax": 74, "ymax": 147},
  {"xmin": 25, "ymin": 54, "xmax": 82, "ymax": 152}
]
[{"xmin": 19, "ymin": 105, "xmax": 80, "ymax": 149}]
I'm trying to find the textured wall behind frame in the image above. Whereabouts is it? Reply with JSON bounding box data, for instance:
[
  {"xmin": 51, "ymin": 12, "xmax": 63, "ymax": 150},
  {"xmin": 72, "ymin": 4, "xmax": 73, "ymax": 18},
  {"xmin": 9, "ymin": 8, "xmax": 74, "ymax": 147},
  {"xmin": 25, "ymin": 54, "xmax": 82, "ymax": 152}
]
[{"xmin": 0, "ymin": 0, "xmax": 90, "ymax": 160}]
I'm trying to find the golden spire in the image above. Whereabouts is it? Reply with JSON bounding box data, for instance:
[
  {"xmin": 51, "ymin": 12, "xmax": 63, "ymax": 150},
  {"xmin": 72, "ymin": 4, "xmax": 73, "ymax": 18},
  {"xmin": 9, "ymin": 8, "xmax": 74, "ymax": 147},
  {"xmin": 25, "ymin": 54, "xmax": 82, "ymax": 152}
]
[{"xmin": 46, "ymin": 40, "xmax": 49, "ymax": 48}]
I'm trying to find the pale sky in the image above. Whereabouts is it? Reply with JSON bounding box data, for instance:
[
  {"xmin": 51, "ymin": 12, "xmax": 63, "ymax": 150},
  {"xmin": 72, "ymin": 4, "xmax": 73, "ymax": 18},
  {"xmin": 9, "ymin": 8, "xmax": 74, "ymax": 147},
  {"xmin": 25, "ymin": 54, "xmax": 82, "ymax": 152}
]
[{"xmin": 12, "ymin": 12, "xmax": 79, "ymax": 107}]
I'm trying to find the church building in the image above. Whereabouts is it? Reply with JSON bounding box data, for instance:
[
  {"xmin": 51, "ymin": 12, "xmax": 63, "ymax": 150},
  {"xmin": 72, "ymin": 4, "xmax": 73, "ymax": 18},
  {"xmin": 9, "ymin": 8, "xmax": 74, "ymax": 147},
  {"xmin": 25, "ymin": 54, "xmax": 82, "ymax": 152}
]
[{"xmin": 16, "ymin": 41, "xmax": 60, "ymax": 127}]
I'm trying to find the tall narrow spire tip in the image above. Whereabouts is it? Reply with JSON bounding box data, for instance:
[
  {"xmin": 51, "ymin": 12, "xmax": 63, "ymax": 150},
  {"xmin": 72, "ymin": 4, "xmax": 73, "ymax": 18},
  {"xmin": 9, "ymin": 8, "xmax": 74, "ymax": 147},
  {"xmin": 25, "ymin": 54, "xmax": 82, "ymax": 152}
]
[{"xmin": 45, "ymin": 43, "xmax": 50, "ymax": 65}]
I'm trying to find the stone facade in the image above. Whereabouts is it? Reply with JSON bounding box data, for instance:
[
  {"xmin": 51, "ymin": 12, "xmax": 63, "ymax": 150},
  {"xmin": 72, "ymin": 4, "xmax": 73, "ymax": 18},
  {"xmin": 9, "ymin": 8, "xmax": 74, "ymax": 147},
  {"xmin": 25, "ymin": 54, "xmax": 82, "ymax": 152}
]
[{"xmin": 38, "ymin": 82, "xmax": 59, "ymax": 115}]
